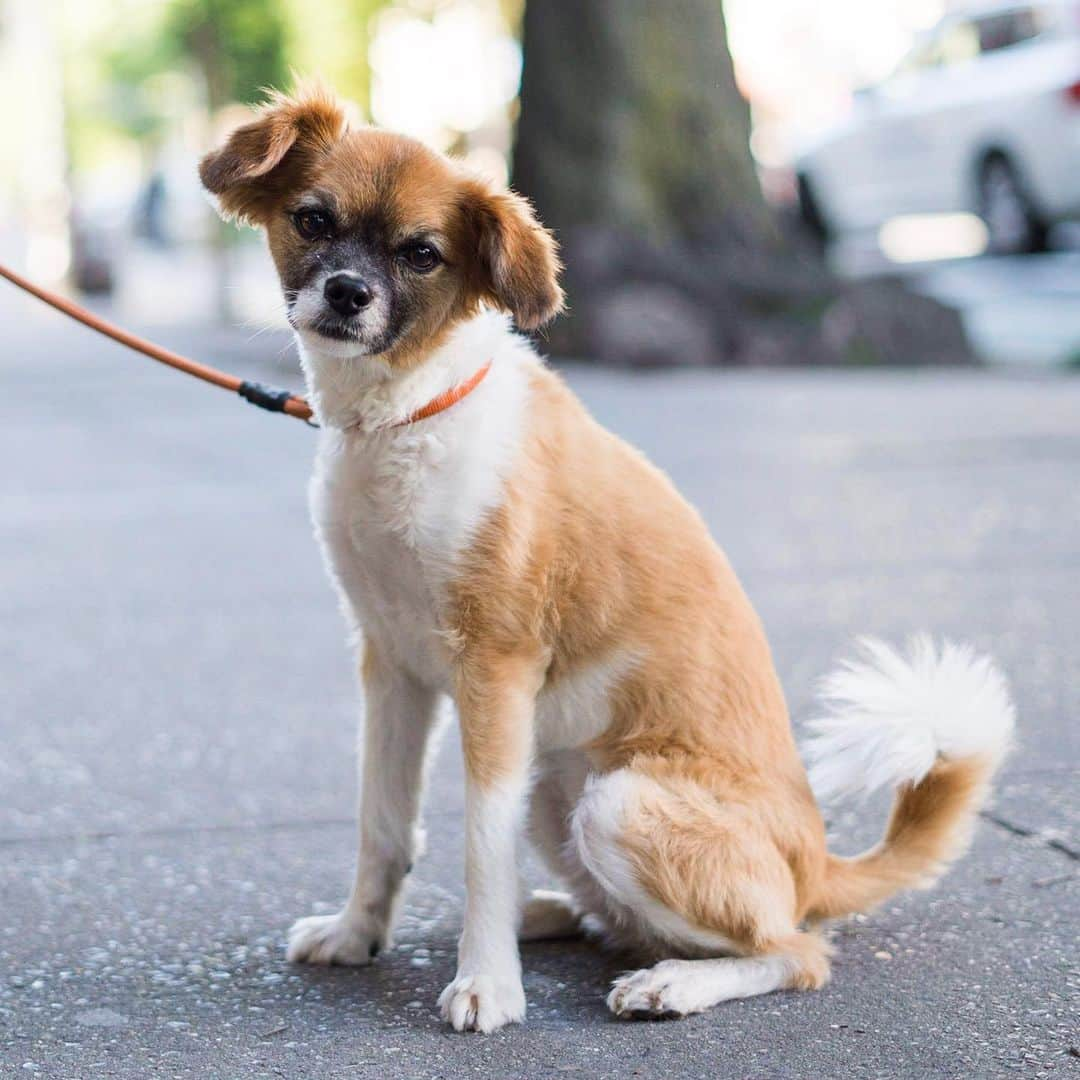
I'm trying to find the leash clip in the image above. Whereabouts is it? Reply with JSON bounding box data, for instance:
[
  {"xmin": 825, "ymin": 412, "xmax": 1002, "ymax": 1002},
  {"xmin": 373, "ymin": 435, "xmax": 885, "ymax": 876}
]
[{"xmin": 238, "ymin": 380, "xmax": 295, "ymax": 413}]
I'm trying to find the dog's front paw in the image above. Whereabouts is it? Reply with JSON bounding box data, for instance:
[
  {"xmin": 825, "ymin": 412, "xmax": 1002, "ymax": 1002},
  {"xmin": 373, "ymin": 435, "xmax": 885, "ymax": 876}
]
[
  {"xmin": 286, "ymin": 912, "xmax": 385, "ymax": 966},
  {"xmin": 438, "ymin": 973, "xmax": 526, "ymax": 1033}
]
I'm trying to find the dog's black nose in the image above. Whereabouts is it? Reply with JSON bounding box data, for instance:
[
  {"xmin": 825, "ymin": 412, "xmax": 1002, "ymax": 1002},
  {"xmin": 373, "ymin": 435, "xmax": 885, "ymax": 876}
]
[{"xmin": 324, "ymin": 273, "xmax": 373, "ymax": 317}]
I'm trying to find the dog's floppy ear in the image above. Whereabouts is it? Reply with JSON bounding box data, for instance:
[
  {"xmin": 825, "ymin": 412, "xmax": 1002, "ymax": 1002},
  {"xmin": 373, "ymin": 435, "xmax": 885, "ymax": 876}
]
[
  {"xmin": 461, "ymin": 181, "xmax": 564, "ymax": 332},
  {"xmin": 200, "ymin": 84, "xmax": 347, "ymax": 224}
]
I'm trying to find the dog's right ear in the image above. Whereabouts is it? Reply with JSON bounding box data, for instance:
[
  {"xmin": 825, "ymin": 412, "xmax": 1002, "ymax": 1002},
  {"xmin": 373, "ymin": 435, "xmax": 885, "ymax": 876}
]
[{"xmin": 199, "ymin": 85, "xmax": 347, "ymax": 224}]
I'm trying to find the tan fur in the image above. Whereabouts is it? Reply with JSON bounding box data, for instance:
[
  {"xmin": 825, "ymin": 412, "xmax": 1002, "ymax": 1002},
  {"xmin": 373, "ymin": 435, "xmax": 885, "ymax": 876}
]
[
  {"xmin": 446, "ymin": 364, "xmax": 997, "ymax": 987},
  {"xmin": 454, "ymin": 649, "xmax": 546, "ymax": 789},
  {"xmin": 807, "ymin": 754, "xmax": 997, "ymax": 921},
  {"xmin": 202, "ymin": 85, "xmax": 562, "ymax": 372},
  {"xmin": 360, "ymin": 636, "xmax": 380, "ymax": 685},
  {"xmin": 207, "ymin": 86, "xmax": 1003, "ymax": 1019},
  {"xmin": 199, "ymin": 82, "xmax": 348, "ymax": 223},
  {"xmin": 443, "ymin": 368, "xmax": 835, "ymax": 979},
  {"xmin": 458, "ymin": 180, "xmax": 564, "ymax": 331}
]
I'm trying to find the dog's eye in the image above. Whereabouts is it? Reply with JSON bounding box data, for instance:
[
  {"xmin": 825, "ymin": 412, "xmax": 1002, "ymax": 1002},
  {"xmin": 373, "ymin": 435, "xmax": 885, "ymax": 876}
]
[
  {"xmin": 399, "ymin": 242, "xmax": 441, "ymax": 273},
  {"xmin": 293, "ymin": 209, "xmax": 333, "ymax": 240}
]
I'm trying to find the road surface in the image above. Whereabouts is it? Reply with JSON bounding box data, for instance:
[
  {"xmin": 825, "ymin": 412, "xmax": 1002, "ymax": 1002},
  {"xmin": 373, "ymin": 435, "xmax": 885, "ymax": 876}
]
[{"xmin": 1, "ymin": 292, "xmax": 1077, "ymax": 1077}]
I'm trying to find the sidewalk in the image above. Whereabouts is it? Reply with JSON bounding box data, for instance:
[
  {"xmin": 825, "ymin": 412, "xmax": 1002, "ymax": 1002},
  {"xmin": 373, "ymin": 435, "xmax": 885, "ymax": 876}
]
[{"xmin": 1, "ymin": 291, "xmax": 1077, "ymax": 1077}]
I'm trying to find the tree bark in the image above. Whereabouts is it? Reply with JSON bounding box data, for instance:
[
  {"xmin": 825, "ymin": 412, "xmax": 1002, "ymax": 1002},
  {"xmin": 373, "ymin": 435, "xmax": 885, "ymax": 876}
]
[
  {"xmin": 515, "ymin": 0, "xmax": 773, "ymax": 250},
  {"xmin": 512, "ymin": 0, "xmax": 972, "ymax": 367}
]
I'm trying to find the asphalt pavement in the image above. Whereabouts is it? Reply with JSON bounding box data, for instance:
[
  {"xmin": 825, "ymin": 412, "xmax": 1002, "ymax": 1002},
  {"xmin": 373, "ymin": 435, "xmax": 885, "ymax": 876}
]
[{"xmin": 1, "ymin": 284, "xmax": 1077, "ymax": 1078}]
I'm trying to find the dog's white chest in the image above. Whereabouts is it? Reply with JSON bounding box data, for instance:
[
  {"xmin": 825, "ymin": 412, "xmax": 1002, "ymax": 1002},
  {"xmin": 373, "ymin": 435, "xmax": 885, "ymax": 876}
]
[
  {"xmin": 308, "ymin": 352, "xmax": 529, "ymax": 690},
  {"xmin": 310, "ymin": 435, "xmax": 459, "ymax": 689}
]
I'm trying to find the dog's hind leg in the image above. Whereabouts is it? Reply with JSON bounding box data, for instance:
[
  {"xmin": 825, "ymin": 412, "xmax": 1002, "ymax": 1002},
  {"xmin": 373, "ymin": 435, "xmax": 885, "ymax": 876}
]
[
  {"xmin": 571, "ymin": 767, "xmax": 830, "ymax": 1017},
  {"xmin": 518, "ymin": 889, "xmax": 582, "ymax": 941},
  {"xmin": 519, "ymin": 752, "xmax": 605, "ymax": 941},
  {"xmin": 607, "ymin": 935, "xmax": 829, "ymax": 1018}
]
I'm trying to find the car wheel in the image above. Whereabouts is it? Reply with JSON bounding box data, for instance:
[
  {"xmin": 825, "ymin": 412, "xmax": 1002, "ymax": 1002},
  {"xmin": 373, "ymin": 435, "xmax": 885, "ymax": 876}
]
[
  {"xmin": 796, "ymin": 173, "xmax": 831, "ymax": 250},
  {"xmin": 978, "ymin": 156, "xmax": 1048, "ymax": 255}
]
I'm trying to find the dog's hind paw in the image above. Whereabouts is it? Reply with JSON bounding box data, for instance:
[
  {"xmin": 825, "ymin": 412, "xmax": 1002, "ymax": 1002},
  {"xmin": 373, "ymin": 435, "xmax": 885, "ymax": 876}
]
[
  {"xmin": 286, "ymin": 912, "xmax": 385, "ymax": 966},
  {"xmin": 607, "ymin": 962, "xmax": 694, "ymax": 1019},
  {"xmin": 518, "ymin": 889, "xmax": 583, "ymax": 942}
]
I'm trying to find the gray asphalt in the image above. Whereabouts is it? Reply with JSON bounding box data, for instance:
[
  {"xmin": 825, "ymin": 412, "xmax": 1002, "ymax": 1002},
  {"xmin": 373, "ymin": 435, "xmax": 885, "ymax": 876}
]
[{"xmin": 1, "ymin": 288, "xmax": 1077, "ymax": 1078}]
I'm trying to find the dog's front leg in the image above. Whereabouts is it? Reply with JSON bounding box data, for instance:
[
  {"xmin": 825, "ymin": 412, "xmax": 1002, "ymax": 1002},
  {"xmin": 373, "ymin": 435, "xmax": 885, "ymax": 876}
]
[
  {"xmin": 288, "ymin": 639, "xmax": 442, "ymax": 965},
  {"xmin": 439, "ymin": 652, "xmax": 542, "ymax": 1033}
]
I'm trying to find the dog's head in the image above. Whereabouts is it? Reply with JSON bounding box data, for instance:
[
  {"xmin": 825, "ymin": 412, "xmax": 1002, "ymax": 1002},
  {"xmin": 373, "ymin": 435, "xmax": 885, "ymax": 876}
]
[{"xmin": 200, "ymin": 84, "xmax": 563, "ymax": 365}]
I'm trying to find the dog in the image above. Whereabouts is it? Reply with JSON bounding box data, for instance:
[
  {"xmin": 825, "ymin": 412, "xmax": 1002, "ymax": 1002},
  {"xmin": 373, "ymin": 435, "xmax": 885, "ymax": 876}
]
[{"xmin": 200, "ymin": 84, "xmax": 1016, "ymax": 1033}]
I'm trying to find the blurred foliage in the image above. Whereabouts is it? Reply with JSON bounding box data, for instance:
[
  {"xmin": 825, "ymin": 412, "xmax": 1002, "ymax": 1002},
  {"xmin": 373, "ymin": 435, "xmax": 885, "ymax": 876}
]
[
  {"xmin": 62, "ymin": 1, "xmax": 175, "ymax": 172},
  {"xmin": 60, "ymin": 0, "xmax": 391, "ymax": 173},
  {"xmin": 165, "ymin": 0, "xmax": 291, "ymax": 109},
  {"xmin": 282, "ymin": 0, "xmax": 386, "ymax": 108}
]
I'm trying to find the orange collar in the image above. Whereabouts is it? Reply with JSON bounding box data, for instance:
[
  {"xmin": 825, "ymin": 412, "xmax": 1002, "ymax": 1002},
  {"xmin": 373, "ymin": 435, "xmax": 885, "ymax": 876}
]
[{"xmin": 390, "ymin": 359, "xmax": 492, "ymax": 429}]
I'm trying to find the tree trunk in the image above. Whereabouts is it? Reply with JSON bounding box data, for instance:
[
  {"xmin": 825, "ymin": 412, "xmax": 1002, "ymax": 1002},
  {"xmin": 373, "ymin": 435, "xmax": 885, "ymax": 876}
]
[
  {"xmin": 515, "ymin": 0, "xmax": 774, "ymax": 250},
  {"xmin": 513, "ymin": 0, "xmax": 973, "ymax": 367}
]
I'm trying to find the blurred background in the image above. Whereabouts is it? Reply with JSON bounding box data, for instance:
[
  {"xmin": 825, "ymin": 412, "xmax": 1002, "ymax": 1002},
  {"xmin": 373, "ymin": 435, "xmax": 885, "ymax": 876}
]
[{"xmin": 1, "ymin": 0, "xmax": 1079, "ymax": 367}]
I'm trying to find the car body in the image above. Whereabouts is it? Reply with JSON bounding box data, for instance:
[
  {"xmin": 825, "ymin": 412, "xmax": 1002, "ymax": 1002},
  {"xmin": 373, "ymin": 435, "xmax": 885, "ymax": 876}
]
[{"xmin": 795, "ymin": 2, "xmax": 1080, "ymax": 252}]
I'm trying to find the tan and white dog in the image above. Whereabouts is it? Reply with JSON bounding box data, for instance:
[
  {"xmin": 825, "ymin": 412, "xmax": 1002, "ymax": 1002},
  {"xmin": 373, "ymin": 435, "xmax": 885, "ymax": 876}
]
[{"xmin": 200, "ymin": 86, "xmax": 1016, "ymax": 1033}]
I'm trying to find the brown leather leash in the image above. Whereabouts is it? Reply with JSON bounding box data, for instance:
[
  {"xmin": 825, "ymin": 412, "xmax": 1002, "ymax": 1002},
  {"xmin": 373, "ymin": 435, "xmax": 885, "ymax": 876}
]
[
  {"xmin": 1, "ymin": 261, "xmax": 495, "ymax": 430},
  {"xmin": 0, "ymin": 261, "xmax": 315, "ymax": 423}
]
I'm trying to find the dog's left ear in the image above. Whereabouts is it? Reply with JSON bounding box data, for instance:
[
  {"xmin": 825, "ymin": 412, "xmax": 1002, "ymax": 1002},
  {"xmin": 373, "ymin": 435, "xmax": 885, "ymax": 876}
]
[
  {"xmin": 200, "ymin": 84, "xmax": 347, "ymax": 224},
  {"xmin": 461, "ymin": 182, "xmax": 564, "ymax": 331}
]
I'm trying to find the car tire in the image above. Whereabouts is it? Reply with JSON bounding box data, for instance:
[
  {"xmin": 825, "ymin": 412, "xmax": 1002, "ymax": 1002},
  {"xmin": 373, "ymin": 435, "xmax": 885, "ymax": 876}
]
[
  {"xmin": 977, "ymin": 155, "xmax": 1049, "ymax": 255},
  {"xmin": 796, "ymin": 173, "xmax": 831, "ymax": 250}
]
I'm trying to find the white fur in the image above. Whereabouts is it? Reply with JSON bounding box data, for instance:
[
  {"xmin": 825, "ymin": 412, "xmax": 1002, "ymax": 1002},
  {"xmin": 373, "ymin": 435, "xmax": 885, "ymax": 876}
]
[
  {"xmin": 534, "ymin": 650, "xmax": 639, "ymax": 752},
  {"xmin": 307, "ymin": 309, "xmax": 536, "ymax": 690},
  {"xmin": 439, "ymin": 778, "xmax": 529, "ymax": 1033},
  {"xmin": 287, "ymin": 656, "xmax": 445, "ymax": 965},
  {"xmin": 571, "ymin": 771, "xmax": 794, "ymax": 1016},
  {"xmin": 607, "ymin": 955, "xmax": 796, "ymax": 1018},
  {"xmin": 571, "ymin": 770, "xmax": 742, "ymax": 956},
  {"xmin": 300, "ymin": 307, "xmax": 526, "ymax": 433},
  {"xmin": 518, "ymin": 889, "xmax": 581, "ymax": 942},
  {"xmin": 291, "ymin": 268, "xmax": 393, "ymax": 357},
  {"xmin": 526, "ymin": 751, "xmax": 597, "ymax": 884},
  {"xmin": 294, "ymin": 309, "xmax": 539, "ymax": 1032},
  {"xmin": 804, "ymin": 634, "xmax": 1016, "ymax": 805}
]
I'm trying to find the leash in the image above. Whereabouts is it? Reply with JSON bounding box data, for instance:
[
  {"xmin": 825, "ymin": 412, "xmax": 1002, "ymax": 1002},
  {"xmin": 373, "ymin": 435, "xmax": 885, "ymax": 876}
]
[
  {"xmin": 1, "ymin": 261, "xmax": 494, "ymax": 430},
  {"xmin": 0, "ymin": 261, "xmax": 314, "ymax": 423}
]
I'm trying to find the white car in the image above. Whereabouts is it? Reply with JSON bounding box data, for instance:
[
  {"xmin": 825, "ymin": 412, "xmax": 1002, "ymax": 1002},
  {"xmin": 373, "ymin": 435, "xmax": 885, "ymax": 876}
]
[{"xmin": 795, "ymin": 2, "xmax": 1080, "ymax": 253}]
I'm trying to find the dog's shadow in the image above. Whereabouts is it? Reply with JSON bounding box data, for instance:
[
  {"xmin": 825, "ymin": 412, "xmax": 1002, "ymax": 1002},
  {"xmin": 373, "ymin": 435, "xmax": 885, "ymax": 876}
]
[{"xmin": 287, "ymin": 929, "xmax": 633, "ymax": 1031}]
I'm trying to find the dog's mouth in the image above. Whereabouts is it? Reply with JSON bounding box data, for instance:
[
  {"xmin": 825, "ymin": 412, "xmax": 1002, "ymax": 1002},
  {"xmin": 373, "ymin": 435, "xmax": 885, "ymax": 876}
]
[
  {"xmin": 284, "ymin": 291, "xmax": 402, "ymax": 356},
  {"xmin": 292, "ymin": 313, "xmax": 400, "ymax": 358},
  {"xmin": 295, "ymin": 313, "xmax": 361, "ymax": 342}
]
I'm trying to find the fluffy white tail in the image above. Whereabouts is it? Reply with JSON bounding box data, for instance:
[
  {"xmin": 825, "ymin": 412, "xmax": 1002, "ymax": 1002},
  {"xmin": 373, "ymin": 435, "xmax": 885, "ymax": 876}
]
[{"xmin": 803, "ymin": 635, "xmax": 1016, "ymax": 920}]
